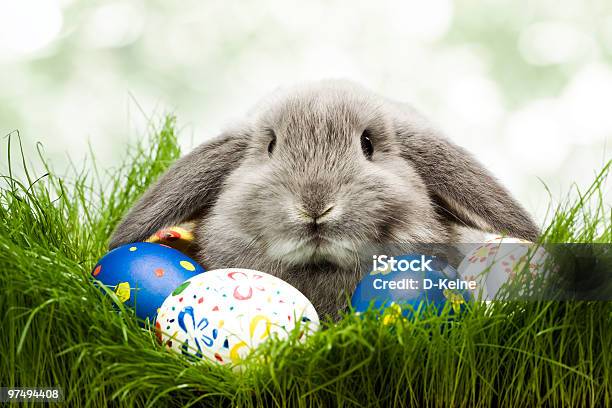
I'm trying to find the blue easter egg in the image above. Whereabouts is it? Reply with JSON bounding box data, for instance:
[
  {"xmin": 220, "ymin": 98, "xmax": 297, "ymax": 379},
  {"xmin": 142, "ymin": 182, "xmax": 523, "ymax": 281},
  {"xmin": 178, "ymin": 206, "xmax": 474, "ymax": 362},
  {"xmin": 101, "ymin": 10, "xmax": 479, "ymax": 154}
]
[
  {"xmin": 351, "ymin": 254, "xmax": 472, "ymax": 317},
  {"xmin": 92, "ymin": 242, "xmax": 205, "ymax": 321}
]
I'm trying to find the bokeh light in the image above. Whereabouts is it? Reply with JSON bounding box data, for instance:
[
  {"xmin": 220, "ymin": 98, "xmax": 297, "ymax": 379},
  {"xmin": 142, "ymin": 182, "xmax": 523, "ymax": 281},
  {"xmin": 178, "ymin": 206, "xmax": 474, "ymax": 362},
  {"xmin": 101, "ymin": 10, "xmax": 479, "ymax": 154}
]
[{"xmin": 0, "ymin": 0, "xmax": 63, "ymax": 58}]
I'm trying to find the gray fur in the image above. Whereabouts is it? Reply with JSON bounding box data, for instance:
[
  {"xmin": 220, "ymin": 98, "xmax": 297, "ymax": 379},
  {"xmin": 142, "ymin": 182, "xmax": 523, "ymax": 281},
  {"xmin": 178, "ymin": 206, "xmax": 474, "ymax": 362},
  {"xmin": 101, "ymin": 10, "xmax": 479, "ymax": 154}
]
[
  {"xmin": 109, "ymin": 80, "xmax": 539, "ymax": 318},
  {"xmin": 108, "ymin": 131, "xmax": 251, "ymax": 247}
]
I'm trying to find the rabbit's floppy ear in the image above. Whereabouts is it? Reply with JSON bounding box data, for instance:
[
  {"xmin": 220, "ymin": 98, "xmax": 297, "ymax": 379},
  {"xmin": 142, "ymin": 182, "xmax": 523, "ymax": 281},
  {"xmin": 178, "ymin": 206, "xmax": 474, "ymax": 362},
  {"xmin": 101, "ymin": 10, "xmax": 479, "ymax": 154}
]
[
  {"xmin": 109, "ymin": 131, "xmax": 250, "ymax": 249},
  {"xmin": 394, "ymin": 107, "xmax": 539, "ymax": 241}
]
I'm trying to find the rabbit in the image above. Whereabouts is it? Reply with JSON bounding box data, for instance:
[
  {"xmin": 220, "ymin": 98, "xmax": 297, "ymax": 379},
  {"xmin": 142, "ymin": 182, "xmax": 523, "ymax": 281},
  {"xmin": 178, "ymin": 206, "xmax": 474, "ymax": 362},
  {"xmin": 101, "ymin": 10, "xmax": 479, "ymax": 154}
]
[{"xmin": 109, "ymin": 80, "xmax": 539, "ymax": 319}]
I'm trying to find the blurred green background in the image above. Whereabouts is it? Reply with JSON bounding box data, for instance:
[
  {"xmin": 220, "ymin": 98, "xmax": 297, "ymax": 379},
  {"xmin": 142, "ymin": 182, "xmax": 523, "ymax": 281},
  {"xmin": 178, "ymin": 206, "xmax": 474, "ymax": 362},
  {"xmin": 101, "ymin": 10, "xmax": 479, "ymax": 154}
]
[{"xmin": 0, "ymin": 0, "xmax": 610, "ymax": 224}]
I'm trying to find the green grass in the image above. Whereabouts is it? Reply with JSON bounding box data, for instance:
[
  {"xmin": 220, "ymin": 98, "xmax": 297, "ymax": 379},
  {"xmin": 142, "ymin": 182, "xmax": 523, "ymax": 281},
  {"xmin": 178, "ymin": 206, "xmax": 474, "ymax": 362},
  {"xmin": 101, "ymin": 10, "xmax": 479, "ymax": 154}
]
[{"xmin": 1, "ymin": 118, "xmax": 610, "ymax": 407}]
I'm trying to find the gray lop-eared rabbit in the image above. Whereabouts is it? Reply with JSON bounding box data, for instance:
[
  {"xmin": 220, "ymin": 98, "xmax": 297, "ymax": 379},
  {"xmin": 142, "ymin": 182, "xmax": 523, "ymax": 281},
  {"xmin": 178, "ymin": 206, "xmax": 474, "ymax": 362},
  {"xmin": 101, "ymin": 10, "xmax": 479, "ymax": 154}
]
[{"xmin": 109, "ymin": 80, "xmax": 538, "ymax": 318}]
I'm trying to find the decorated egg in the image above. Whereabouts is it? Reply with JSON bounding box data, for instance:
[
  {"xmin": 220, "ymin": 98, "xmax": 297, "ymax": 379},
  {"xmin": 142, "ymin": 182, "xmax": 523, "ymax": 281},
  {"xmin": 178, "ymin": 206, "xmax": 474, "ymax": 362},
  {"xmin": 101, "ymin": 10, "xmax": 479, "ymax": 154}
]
[
  {"xmin": 155, "ymin": 268, "xmax": 319, "ymax": 364},
  {"xmin": 351, "ymin": 254, "xmax": 472, "ymax": 318},
  {"xmin": 92, "ymin": 242, "xmax": 205, "ymax": 321},
  {"xmin": 146, "ymin": 222, "xmax": 196, "ymax": 256},
  {"xmin": 457, "ymin": 236, "xmax": 549, "ymax": 300}
]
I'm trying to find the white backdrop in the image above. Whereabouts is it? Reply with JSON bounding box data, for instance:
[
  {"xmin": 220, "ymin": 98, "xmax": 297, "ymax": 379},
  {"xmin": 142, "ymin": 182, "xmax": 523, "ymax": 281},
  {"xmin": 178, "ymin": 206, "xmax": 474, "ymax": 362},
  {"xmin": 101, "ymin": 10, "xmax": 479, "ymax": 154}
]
[{"xmin": 1, "ymin": 0, "xmax": 610, "ymax": 225}]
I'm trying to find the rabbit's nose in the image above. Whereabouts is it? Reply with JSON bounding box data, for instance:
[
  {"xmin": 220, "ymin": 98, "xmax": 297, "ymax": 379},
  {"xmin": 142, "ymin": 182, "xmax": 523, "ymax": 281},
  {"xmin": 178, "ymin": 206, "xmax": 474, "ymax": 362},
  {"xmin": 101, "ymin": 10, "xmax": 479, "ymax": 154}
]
[{"xmin": 296, "ymin": 204, "xmax": 335, "ymax": 224}]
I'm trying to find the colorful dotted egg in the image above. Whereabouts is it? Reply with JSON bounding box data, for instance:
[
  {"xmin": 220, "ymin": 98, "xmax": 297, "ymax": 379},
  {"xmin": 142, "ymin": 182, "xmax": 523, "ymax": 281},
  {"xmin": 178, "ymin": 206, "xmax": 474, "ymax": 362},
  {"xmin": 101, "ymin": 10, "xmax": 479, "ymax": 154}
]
[
  {"xmin": 91, "ymin": 242, "xmax": 205, "ymax": 322},
  {"xmin": 146, "ymin": 223, "xmax": 196, "ymax": 256},
  {"xmin": 457, "ymin": 236, "xmax": 550, "ymax": 300},
  {"xmin": 351, "ymin": 254, "xmax": 472, "ymax": 317},
  {"xmin": 155, "ymin": 268, "xmax": 319, "ymax": 364}
]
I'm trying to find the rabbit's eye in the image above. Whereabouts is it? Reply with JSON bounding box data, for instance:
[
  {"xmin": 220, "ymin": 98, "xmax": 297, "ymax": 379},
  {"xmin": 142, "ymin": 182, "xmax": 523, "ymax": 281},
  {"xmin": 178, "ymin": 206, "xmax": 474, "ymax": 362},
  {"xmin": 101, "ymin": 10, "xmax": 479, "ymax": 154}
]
[
  {"xmin": 360, "ymin": 129, "xmax": 374, "ymax": 159},
  {"xmin": 267, "ymin": 129, "xmax": 277, "ymax": 156}
]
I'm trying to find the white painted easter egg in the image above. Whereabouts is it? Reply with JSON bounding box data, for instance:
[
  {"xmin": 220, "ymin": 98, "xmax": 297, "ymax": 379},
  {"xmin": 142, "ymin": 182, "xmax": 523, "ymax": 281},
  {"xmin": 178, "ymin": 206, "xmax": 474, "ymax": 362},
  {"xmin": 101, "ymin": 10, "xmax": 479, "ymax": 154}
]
[
  {"xmin": 155, "ymin": 268, "xmax": 319, "ymax": 364},
  {"xmin": 457, "ymin": 236, "xmax": 549, "ymax": 300}
]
